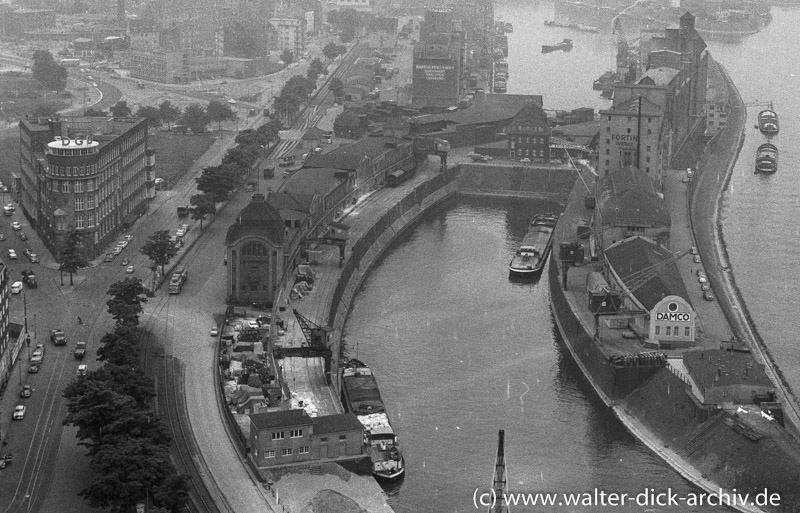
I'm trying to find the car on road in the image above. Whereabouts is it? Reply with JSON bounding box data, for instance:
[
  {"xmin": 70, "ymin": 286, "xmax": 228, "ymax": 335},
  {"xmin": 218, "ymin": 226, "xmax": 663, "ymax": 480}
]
[
  {"xmin": 698, "ymin": 275, "xmax": 707, "ymax": 284},
  {"xmin": 693, "ymin": 255, "xmax": 701, "ymax": 264},
  {"xmin": 121, "ymin": 257, "xmax": 130, "ymax": 266},
  {"xmin": 10, "ymin": 281, "xmax": 22, "ymax": 294},
  {"xmin": 123, "ymin": 234, "xmax": 133, "ymax": 242},
  {"xmin": 0, "ymin": 233, "xmax": 5, "ymax": 241},
  {"xmin": 117, "ymin": 240, "xmax": 128, "ymax": 248},
  {"xmin": 19, "ymin": 232, "xmax": 27, "ymax": 241},
  {"xmin": 13, "ymin": 405, "xmax": 26, "ymax": 420},
  {"xmin": 701, "ymin": 283, "xmax": 710, "ymax": 291},
  {"xmin": 28, "ymin": 364, "xmax": 39, "ymax": 374},
  {"xmin": 11, "ymin": 221, "xmax": 21, "ymax": 230},
  {"xmin": 682, "ymin": 176, "xmax": 691, "ymax": 183},
  {"xmin": 179, "ymin": 223, "xmax": 189, "ymax": 232},
  {"xmin": 703, "ymin": 290, "xmax": 715, "ymax": 301},
  {"xmin": 74, "ymin": 341, "xmax": 87, "ymax": 359},
  {"xmin": 20, "ymin": 385, "xmax": 32, "ymax": 398},
  {"xmin": 210, "ymin": 326, "xmax": 219, "ymax": 337},
  {"xmin": 112, "ymin": 246, "xmax": 123, "ymax": 255},
  {"xmin": 31, "ymin": 345, "xmax": 44, "ymax": 363},
  {"xmin": 50, "ymin": 329, "xmax": 66, "ymax": 346},
  {"xmin": 77, "ymin": 364, "xmax": 87, "ymax": 376},
  {"xmin": 7, "ymin": 249, "xmax": 16, "ymax": 260},
  {"xmin": 126, "ymin": 265, "xmax": 134, "ymax": 274},
  {"xmin": 696, "ymin": 268, "xmax": 705, "ymax": 277}
]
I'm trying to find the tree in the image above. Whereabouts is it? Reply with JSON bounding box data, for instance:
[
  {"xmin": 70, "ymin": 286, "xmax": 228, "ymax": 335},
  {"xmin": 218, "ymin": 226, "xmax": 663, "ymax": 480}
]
[
  {"xmin": 60, "ymin": 230, "xmax": 88, "ymax": 285},
  {"xmin": 106, "ymin": 277, "xmax": 148, "ymax": 327},
  {"xmin": 189, "ymin": 193, "xmax": 216, "ymax": 229},
  {"xmin": 95, "ymin": 326, "xmax": 139, "ymax": 366},
  {"xmin": 309, "ymin": 58, "xmax": 327, "ymax": 76},
  {"xmin": 110, "ymin": 100, "xmax": 132, "ymax": 117},
  {"xmin": 180, "ymin": 103, "xmax": 210, "ymax": 134},
  {"xmin": 195, "ymin": 165, "xmax": 237, "ymax": 202},
  {"xmin": 84, "ymin": 107, "xmax": 108, "ymax": 117},
  {"xmin": 323, "ymin": 41, "xmax": 341, "ymax": 61},
  {"xmin": 32, "ymin": 50, "xmax": 68, "ymax": 90},
  {"xmin": 140, "ymin": 230, "xmax": 179, "ymax": 278},
  {"xmin": 329, "ymin": 77, "xmax": 344, "ymax": 99},
  {"xmin": 135, "ymin": 105, "xmax": 161, "ymax": 129},
  {"xmin": 158, "ymin": 100, "xmax": 181, "ymax": 130},
  {"xmin": 280, "ymin": 49, "xmax": 294, "ymax": 65},
  {"xmin": 206, "ymin": 100, "xmax": 237, "ymax": 131},
  {"xmin": 31, "ymin": 104, "xmax": 58, "ymax": 118}
]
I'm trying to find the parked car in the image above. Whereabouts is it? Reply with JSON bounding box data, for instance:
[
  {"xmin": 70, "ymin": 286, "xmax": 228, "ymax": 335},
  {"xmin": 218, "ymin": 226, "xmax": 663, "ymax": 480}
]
[
  {"xmin": 698, "ymin": 275, "xmax": 707, "ymax": 284},
  {"xmin": 121, "ymin": 257, "xmax": 130, "ymax": 266},
  {"xmin": 703, "ymin": 290, "xmax": 715, "ymax": 301},
  {"xmin": 122, "ymin": 234, "xmax": 133, "ymax": 242},
  {"xmin": 13, "ymin": 405, "xmax": 26, "ymax": 420},
  {"xmin": 126, "ymin": 266, "xmax": 134, "ymax": 274},
  {"xmin": 10, "ymin": 281, "xmax": 22, "ymax": 294},
  {"xmin": 117, "ymin": 240, "xmax": 128, "ymax": 248},
  {"xmin": 112, "ymin": 246, "xmax": 123, "ymax": 255},
  {"xmin": 77, "ymin": 364, "xmax": 87, "ymax": 376},
  {"xmin": 7, "ymin": 249, "xmax": 16, "ymax": 260},
  {"xmin": 0, "ymin": 233, "xmax": 5, "ymax": 241},
  {"xmin": 104, "ymin": 253, "xmax": 115, "ymax": 262},
  {"xmin": 20, "ymin": 385, "xmax": 32, "ymax": 398},
  {"xmin": 693, "ymin": 255, "xmax": 701, "ymax": 264},
  {"xmin": 28, "ymin": 364, "xmax": 39, "ymax": 374},
  {"xmin": 210, "ymin": 326, "xmax": 219, "ymax": 337},
  {"xmin": 11, "ymin": 221, "xmax": 21, "ymax": 230}
]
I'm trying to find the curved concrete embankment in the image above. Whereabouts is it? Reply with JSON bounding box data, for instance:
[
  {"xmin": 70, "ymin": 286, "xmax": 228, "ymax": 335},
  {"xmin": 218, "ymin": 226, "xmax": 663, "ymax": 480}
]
[{"xmin": 691, "ymin": 62, "xmax": 800, "ymax": 436}]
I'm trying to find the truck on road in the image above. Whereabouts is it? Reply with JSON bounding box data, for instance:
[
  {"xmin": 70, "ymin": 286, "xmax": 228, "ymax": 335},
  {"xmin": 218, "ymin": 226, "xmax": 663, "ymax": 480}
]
[
  {"xmin": 50, "ymin": 329, "xmax": 66, "ymax": 346},
  {"xmin": 22, "ymin": 270, "xmax": 37, "ymax": 288},
  {"xmin": 74, "ymin": 341, "xmax": 86, "ymax": 359},
  {"xmin": 168, "ymin": 266, "xmax": 188, "ymax": 294}
]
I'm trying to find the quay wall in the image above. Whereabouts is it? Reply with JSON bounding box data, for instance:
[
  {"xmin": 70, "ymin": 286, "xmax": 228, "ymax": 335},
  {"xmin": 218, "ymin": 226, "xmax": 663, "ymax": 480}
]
[
  {"xmin": 690, "ymin": 62, "xmax": 800, "ymax": 436},
  {"xmin": 327, "ymin": 163, "xmax": 574, "ymax": 395}
]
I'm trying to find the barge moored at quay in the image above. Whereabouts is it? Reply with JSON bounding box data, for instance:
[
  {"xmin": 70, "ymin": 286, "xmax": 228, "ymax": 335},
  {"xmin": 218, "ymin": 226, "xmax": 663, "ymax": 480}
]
[
  {"xmin": 341, "ymin": 359, "xmax": 405, "ymax": 481},
  {"xmin": 508, "ymin": 213, "xmax": 558, "ymax": 276}
]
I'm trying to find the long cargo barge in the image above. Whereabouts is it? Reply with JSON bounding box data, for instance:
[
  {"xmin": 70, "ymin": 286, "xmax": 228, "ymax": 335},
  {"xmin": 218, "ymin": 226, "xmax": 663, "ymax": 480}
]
[{"xmin": 341, "ymin": 359, "xmax": 405, "ymax": 481}]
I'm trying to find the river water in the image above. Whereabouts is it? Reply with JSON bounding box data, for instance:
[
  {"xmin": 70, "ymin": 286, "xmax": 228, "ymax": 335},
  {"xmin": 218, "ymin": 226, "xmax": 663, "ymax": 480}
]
[{"xmin": 343, "ymin": 2, "xmax": 800, "ymax": 511}]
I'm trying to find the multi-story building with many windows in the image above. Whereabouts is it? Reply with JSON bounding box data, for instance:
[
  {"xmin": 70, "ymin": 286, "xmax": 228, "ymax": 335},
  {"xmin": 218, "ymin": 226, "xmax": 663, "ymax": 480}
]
[
  {"xmin": 18, "ymin": 117, "xmax": 154, "ymax": 258},
  {"xmin": 0, "ymin": 261, "xmax": 10, "ymax": 393}
]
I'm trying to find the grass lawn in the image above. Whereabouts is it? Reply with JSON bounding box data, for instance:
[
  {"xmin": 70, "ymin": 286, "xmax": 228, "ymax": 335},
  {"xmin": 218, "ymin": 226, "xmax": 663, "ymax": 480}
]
[
  {"xmin": 0, "ymin": 72, "xmax": 71, "ymax": 121},
  {"xmin": 147, "ymin": 130, "xmax": 216, "ymax": 188}
]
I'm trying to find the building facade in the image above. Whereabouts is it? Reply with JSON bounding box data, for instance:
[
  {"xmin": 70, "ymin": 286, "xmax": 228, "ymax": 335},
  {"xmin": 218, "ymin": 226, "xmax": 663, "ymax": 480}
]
[
  {"xmin": 270, "ymin": 18, "xmax": 305, "ymax": 56},
  {"xmin": 598, "ymin": 95, "xmax": 664, "ymax": 178},
  {"xmin": 648, "ymin": 295, "xmax": 696, "ymax": 349},
  {"xmin": 507, "ymin": 103, "xmax": 550, "ymax": 161},
  {"xmin": 249, "ymin": 410, "xmax": 364, "ymax": 467},
  {"xmin": 225, "ymin": 194, "xmax": 286, "ymax": 306},
  {"xmin": 0, "ymin": 262, "xmax": 10, "ymax": 392},
  {"xmin": 18, "ymin": 117, "xmax": 152, "ymax": 258},
  {"xmin": 412, "ymin": 32, "xmax": 464, "ymax": 108}
]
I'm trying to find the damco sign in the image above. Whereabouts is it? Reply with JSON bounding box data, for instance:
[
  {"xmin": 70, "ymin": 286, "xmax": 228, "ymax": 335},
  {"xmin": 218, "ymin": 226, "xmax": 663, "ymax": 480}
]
[{"xmin": 656, "ymin": 312, "xmax": 690, "ymax": 322}]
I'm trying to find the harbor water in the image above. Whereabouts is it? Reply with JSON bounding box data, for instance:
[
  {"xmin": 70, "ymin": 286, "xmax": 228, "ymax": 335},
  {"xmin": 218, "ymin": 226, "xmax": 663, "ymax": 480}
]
[{"xmin": 343, "ymin": 1, "xmax": 800, "ymax": 511}]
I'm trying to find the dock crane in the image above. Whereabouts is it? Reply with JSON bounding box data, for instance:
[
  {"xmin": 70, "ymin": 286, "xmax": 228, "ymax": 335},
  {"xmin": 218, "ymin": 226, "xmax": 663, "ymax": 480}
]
[
  {"xmin": 293, "ymin": 309, "xmax": 332, "ymax": 350},
  {"xmin": 609, "ymin": 247, "xmax": 692, "ymax": 309},
  {"xmin": 272, "ymin": 309, "xmax": 334, "ymax": 384}
]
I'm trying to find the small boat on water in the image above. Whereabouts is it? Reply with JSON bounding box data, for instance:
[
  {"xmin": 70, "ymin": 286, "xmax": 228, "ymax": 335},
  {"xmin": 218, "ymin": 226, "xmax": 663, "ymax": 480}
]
[
  {"xmin": 542, "ymin": 39, "xmax": 573, "ymax": 53},
  {"xmin": 755, "ymin": 142, "xmax": 778, "ymax": 173},
  {"xmin": 508, "ymin": 213, "xmax": 559, "ymax": 275},
  {"xmin": 758, "ymin": 106, "xmax": 779, "ymax": 134}
]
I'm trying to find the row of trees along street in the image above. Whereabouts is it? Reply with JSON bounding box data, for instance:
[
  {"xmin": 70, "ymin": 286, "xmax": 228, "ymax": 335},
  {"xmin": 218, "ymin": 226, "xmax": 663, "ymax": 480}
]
[
  {"xmin": 63, "ymin": 277, "xmax": 189, "ymax": 513},
  {"xmin": 86, "ymin": 99, "xmax": 237, "ymax": 135}
]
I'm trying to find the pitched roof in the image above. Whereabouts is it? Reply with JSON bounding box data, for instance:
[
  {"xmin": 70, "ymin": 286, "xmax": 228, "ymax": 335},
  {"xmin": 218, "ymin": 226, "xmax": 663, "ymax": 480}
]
[
  {"xmin": 303, "ymin": 137, "xmax": 406, "ymax": 170},
  {"xmin": 267, "ymin": 190, "xmax": 314, "ymax": 213},
  {"xmin": 281, "ymin": 167, "xmax": 347, "ymax": 195},
  {"xmin": 312, "ymin": 413, "xmax": 365, "ymax": 435},
  {"xmin": 598, "ymin": 166, "xmax": 670, "ymax": 228},
  {"xmin": 250, "ymin": 409, "xmax": 313, "ymax": 430},
  {"xmin": 334, "ymin": 109, "xmax": 363, "ymax": 128},
  {"xmin": 640, "ymin": 66, "xmax": 680, "ymax": 86},
  {"xmin": 225, "ymin": 194, "xmax": 284, "ymax": 245},
  {"xmin": 605, "ymin": 236, "xmax": 688, "ymax": 311},
  {"xmin": 511, "ymin": 103, "xmax": 548, "ymax": 124},
  {"xmin": 607, "ymin": 95, "xmax": 663, "ymax": 116}
]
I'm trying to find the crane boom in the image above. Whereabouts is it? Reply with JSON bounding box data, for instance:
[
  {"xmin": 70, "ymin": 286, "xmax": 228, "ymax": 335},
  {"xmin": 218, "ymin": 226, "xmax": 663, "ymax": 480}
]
[{"xmin": 617, "ymin": 248, "xmax": 691, "ymax": 295}]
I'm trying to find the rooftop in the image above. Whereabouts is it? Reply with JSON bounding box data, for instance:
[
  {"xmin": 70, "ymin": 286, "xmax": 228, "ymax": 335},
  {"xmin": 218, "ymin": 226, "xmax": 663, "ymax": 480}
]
[
  {"xmin": 250, "ymin": 409, "xmax": 312, "ymax": 430},
  {"xmin": 683, "ymin": 349, "xmax": 774, "ymax": 391},
  {"xmin": 312, "ymin": 413, "xmax": 365, "ymax": 435}
]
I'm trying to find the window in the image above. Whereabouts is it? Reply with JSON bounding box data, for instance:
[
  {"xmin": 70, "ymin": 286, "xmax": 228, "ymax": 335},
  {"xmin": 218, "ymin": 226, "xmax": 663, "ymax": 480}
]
[
  {"xmin": 75, "ymin": 214, "xmax": 84, "ymax": 229},
  {"xmin": 320, "ymin": 437, "xmax": 328, "ymax": 443},
  {"xmin": 271, "ymin": 431, "xmax": 285, "ymax": 441},
  {"xmin": 264, "ymin": 450, "xmax": 275, "ymax": 459},
  {"xmin": 299, "ymin": 446, "xmax": 309, "ymax": 454},
  {"xmin": 62, "ymin": 181, "xmax": 70, "ymax": 193},
  {"xmin": 626, "ymin": 128, "xmax": 631, "ymax": 134},
  {"xmin": 646, "ymin": 146, "xmax": 651, "ymax": 152},
  {"xmin": 605, "ymin": 149, "xmax": 610, "ymax": 155},
  {"xmin": 339, "ymin": 435, "xmax": 347, "ymax": 440},
  {"xmin": 666, "ymin": 326, "xmax": 671, "ymax": 336},
  {"xmin": 75, "ymin": 181, "xmax": 84, "ymax": 193},
  {"xmin": 290, "ymin": 429, "xmax": 303, "ymax": 438},
  {"xmin": 647, "ymin": 129, "xmax": 652, "ymax": 135},
  {"xmin": 674, "ymin": 325, "xmax": 678, "ymax": 335},
  {"xmin": 75, "ymin": 196, "xmax": 85, "ymax": 211},
  {"xmin": 606, "ymin": 126, "xmax": 610, "ymax": 133},
  {"xmin": 605, "ymin": 139, "xmax": 610, "ymax": 145},
  {"xmin": 655, "ymin": 326, "xmax": 661, "ymax": 336},
  {"xmin": 685, "ymin": 327, "xmax": 691, "ymax": 337},
  {"xmin": 282, "ymin": 448, "xmax": 293, "ymax": 456}
]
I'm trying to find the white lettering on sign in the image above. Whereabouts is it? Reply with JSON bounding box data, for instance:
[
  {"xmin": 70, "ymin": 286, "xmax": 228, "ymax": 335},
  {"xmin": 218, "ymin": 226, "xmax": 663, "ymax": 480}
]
[
  {"xmin": 415, "ymin": 64, "xmax": 454, "ymax": 81},
  {"xmin": 656, "ymin": 312, "xmax": 690, "ymax": 322}
]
